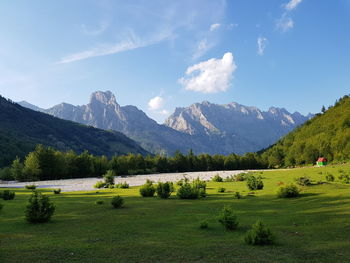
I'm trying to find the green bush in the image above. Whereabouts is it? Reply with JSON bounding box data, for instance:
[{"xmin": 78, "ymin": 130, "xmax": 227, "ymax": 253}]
[
  {"xmin": 25, "ymin": 191, "xmax": 55, "ymax": 223},
  {"xmin": 224, "ymin": 175, "xmax": 235, "ymax": 182},
  {"xmin": 233, "ymin": 191, "xmax": 241, "ymax": 199},
  {"xmin": 116, "ymin": 182, "xmax": 129, "ymax": 189},
  {"xmin": 218, "ymin": 206, "xmax": 239, "ymax": 230},
  {"xmin": 111, "ymin": 196, "xmax": 124, "ymax": 208},
  {"xmin": 192, "ymin": 178, "xmax": 207, "ymax": 197},
  {"xmin": 0, "ymin": 203, "xmax": 3, "ymax": 210},
  {"xmin": 1, "ymin": 190, "xmax": 15, "ymax": 200},
  {"xmin": 177, "ymin": 183, "xmax": 199, "ymax": 199},
  {"xmin": 53, "ymin": 188, "xmax": 61, "ymax": 194},
  {"xmin": 95, "ymin": 200, "xmax": 104, "ymax": 205},
  {"xmin": 94, "ymin": 181, "xmax": 106, "ymax": 189},
  {"xmin": 246, "ymin": 175, "xmax": 264, "ymax": 190},
  {"xmin": 199, "ymin": 220, "xmax": 209, "ymax": 229},
  {"xmin": 325, "ymin": 173, "xmax": 335, "ymax": 182},
  {"xmin": 108, "ymin": 184, "xmax": 115, "ymax": 189},
  {"xmin": 0, "ymin": 167, "xmax": 14, "ymax": 181},
  {"xmin": 244, "ymin": 220, "xmax": 274, "ymax": 246},
  {"xmin": 234, "ymin": 173, "xmax": 246, "ymax": 181},
  {"xmin": 156, "ymin": 182, "xmax": 174, "ymax": 199},
  {"xmin": 103, "ymin": 170, "xmax": 115, "ymax": 186},
  {"xmin": 140, "ymin": 180, "xmax": 156, "ymax": 197},
  {"xmin": 218, "ymin": 187, "xmax": 226, "ymax": 193},
  {"xmin": 338, "ymin": 173, "xmax": 350, "ymax": 184},
  {"xmin": 25, "ymin": 184, "xmax": 37, "ymax": 190},
  {"xmin": 277, "ymin": 184, "xmax": 300, "ymax": 198},
  {"xmin": 295, "ymin": 176, "xmax": 311, "ymax": 186},
  {"xmin": 212, "ymin": 174, "xmax": 223, "ymax": 182},
  {"xmin": 176, "ymin": 176, "xmax": 189, "ymax": 187}
]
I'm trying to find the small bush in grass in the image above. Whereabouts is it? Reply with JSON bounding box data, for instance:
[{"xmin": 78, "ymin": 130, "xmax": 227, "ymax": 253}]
[
  {"xmin": 234, "ymin": 173, "xmax": 246, "ymax": 182},
  {"xmin": 156, "ymin": 181, "xmax": 174, "ymax": 199},
  {"xmin": 246, "ymin": 175, "xmax": 264, "ymax": 190},
  {"xmin": 25, "ymin": 184, "xmax": 37, "ymax": 190},
  {"xmin": 111, "ymin": 196, "xmax": 124, "ymax": 208},
  {"xmin": 94, "ymin": 181, "xmax": 106, "ymax": 189},
  {"xmin": 95, "ymin": 200, "xmax": 104, "ymax": 205},
  {"xmin": 177, "ymin": 183, "xmax": 199, "ymax": 199},
  {"xmin": 212, "ymin": 174, "xmax": 223, "ymax": 182},
  {"xmin": 25, "ymin": 191, "xmax": 55, "ymax": 223},
  {"xmin": 103, "ymin": 170, "xmax": 115, "ymax": 187},
  {"xmin": 245, "ymin": 220, "xmax": 274, "ymax": 246},
  {"xmin": 338, "ymin": 173, "xmax": 350, "ymax": 184},
  {"xmin": 199, "ymin": 220, "xmax": 209, "ymax": 229},
  {"xmin": 233, "ymin": 191, "xmax": 241, "ymax": 199},
  {"xmin": 140, "ymin": 180, "xmax": 156, "ymax": 197},
  {"xmin": 53, "ymin": 188, "xmax": 61, "ymax": 194},
  {"xmin": 116, "ymin": 182, "xmax": 129, "ymax": 189},
  {"xmin": 108, "ymin": 184, "xmax": 115, "ymax": 189},
  {"xmin": 176, "ymin": 176, "xmax": 189, "ymax": 187},
  {"xmin": 224, "ymin": 175, "xmax": 235, "ymax": 182},
  {"xmin": 218, "ymin": 206, "xmax": 239, "ymax": 230},
  {"xmin": 325, "ymin": 173, "xmax": 335, "ymax": 182},
  {"xmin": 1, "ymin": 190, "xmax": 15, "ymax": 200},
  {"xmin": 277, "ymin": 184, "xmax": 300, "ymax": 198},
  {"xmin": 218, "ymin": 187, "xmax": 226, "ymax": 193},
  {"xmin": 192, "ymin": 178, "xmax": 207, "ymax": 197},
  {"xmin": 295, "ymin": 176, "xmax": 311, "ymax": 186}
]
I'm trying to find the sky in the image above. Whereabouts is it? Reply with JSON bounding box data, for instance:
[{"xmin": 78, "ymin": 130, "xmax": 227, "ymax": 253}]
[{"xmin": 0, "ymin": 0, "xmax": 350, "ymax": 123}]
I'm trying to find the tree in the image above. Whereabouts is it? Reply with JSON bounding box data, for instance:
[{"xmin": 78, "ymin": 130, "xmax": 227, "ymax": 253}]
[
  {"xmin": 10, "ymin": 157, "xmax": 24, "ymax": 181},
  {"xmin": 23, "ymin": 152, "xmax": 41, "ymax": 181}
]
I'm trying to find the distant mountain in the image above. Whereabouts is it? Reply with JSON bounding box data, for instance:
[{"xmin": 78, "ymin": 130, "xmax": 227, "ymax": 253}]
[
  {"xmin": 18, "ymin": 91, "xmax": 312, "ymax": 156},
  {"xmin": 261, "ymin": 95, "xmax": 350, "ymax": 167},
  {"xmin": 0, "ymin": 95, "xmax": 148, "ymax": 167},
  {"xmin": 165, "ymin": 101, "xmax": 312, "ymax": 151}
]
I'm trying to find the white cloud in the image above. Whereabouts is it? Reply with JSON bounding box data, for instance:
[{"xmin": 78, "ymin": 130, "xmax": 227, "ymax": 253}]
[
  {"xmin": 179, "ymin": 52, "xmax": 237, "ymax": 93},
  {"xmin": 210, "ymin": 23, "xmax": 221, "ymax": 31},
  {"xmin": 192, "ymin": 39, "xmax": 213, "ymax": 60},
  {"xmin": 57, "ymin": 31, "xmax": 172, "ymax": 64},
  {"xmin": 285, "ymin": 0, "xmax": 303, "ymax": 11},
  {"xmin": 81, "ymin": 21, "xmax": 109, "ymax": 36},
  {"xmin": 148, "ymin": 96, "xmax": 165, "ymax": 111},
  {"xmin": 276, "ymin": 14, "xmax": 294, "ymax": 32},
  {"xmin": 257, "ymin": 37, "xmax": 268, "ymax": 55}
]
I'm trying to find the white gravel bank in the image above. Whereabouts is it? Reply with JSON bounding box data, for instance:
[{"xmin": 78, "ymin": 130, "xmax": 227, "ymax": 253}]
[{"xmin": 0, "ymin": 170, "xmax": 247, "ymax": 192}]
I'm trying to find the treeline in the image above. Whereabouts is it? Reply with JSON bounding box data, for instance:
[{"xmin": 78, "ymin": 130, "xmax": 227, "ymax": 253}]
[
  {"xmin": 1, "ymin": 145, "xmax": 266, "ymax": 181},
  {"xmin": 260, "ymin": 95, "xmax": 350, "ymax": 167}
]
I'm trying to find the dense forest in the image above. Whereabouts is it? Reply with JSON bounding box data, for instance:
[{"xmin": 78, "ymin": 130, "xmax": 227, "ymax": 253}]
[
  {"xmin": 261, "ymin": 95, "xmax": 350, "ymax": 167},
  {"xmin": 0, "ymin": 96, "xmax": 147, "ymax": 167}
]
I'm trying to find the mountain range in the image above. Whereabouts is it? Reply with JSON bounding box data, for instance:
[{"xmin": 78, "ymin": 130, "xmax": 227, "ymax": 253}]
[{"xmin": 18, "ymin": 91, "xmax": 312, "ymax": 155}]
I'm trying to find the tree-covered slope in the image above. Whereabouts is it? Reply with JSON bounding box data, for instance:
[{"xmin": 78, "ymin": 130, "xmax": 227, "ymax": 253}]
[
  {"xmin": 262, "ymin": 95, "xmax": 350, "ymax": 167},
  {"xmin": 0, "ymin": 96, "xmax": 148, "ymax": 167}
]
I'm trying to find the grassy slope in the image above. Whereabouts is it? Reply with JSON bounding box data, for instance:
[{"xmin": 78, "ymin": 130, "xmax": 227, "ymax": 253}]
[{"xmin": 0, "ymin": 164, "xmax": 349, "ymax": 263}]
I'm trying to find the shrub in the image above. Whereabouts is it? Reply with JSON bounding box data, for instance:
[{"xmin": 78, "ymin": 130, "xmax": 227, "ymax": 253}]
[
  {"xmin": 338, "ymin": 173, "xmax": 350, "ymax": 184},
  {"xmin": 234, "ymin": 173, "xmax": 246, "ymax": 181},
  {"xmin": 111, "ymin": 196, "xmax": 124, "ymax": 208},
  {"xmin": 192, "ymin": 178, "xmax": 207, "ymax": 197},
  {"xmin": 25, "ymin": 184, "xmax": 37, "ymax": 190},
  {"xmin": 108, "ymin": 184, "xmax": 115, "ymax": 189},
  {"xmin": 1, "ymin": 190, "xmax": 15, "ymax": 200},
  {"xmin": 53, "ymin": 188, "xmax": 61, "ymax": 194},
  {"xmin": 140, "ymin": 180, "xmax": 156, "ymax": 197},
  {"xmin": 218, "ymin": 187, "xmax": 226, "ymax": 193},
  {"xmin": 218, "ymin": 206, "xmax": 239, "ymax": 230},
  {"xmin": 246, "ymin": 175, "xmax": 264, "ymax": 190},
  {"xmin": 103, "ymin": 170, "xmax": 115, "ymax": 186},
  {"xmin": 95, "ymin": 200, "xmax": 104, "ymax": 205},
  {"xmin": 116, "ymin": 182, "xmax": 129, "ymax": 189},
  {"xmin": 25, "ymin": 191, "xmax": 55, "ymax": 223},
  {"xmin": 176, "ymin": 176, "xmax": 189, "ymax": 187},
  {"xmin": 244, "ymin": 220, "xmax": 274, "ymax": 246},
  {"xmin": 177, "ymin": 183, "xmax": 199, "ymax": 199},
  {"xmin": 325, "ymin": 173, "xmax": 335, "ymax": 182},
  {"xmin": 156, "ymin": 182, "xmax": 174, "ymax": 199},
  {"xmin": 277, "ymin": 184, "xmax": 300, "ymax": 198},
  {"xmin": 199, "ymin": 220, "xmax": 209, "ymax": 229},
  {"xmin": 233, "ymin": 191, "xmax": 241, "ymax": 199},
  {"xmin": 224, "ymin": 175, "xmax": 235, "ymax": 182},
  {"xmin": 0, "ymin": 167, "xmax": 14, "ymax": 181},
  {"xmin": 212, "ymin": 174, "xmax": 223, "ymax": 182},
  {"xmin": 295, "ymin": 176, "xmax": 311, "ymax": 186},
  {"xmin": 94, "ymin": 181, "xmax": 106, "ymax": 189},
  {"xmin": 0, "ymin": 203, "xmax": 3, "ymax": 210}
]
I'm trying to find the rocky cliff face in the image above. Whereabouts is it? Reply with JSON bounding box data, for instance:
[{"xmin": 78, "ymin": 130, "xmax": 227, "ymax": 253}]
[{"xmin": 18, "ymin": 91, "xmax": 312, "ymax": 155}]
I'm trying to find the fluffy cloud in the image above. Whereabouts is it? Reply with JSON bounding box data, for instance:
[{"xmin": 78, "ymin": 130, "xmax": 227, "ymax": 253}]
[
  {"xmin": 148, "ymin": 96, "xmax": 165, "ymax": 111},
  {"xmin": 285, "ymin": 0, "xmax": 303, "ymax": 11},
  {"xmin": 257, "ymin": 37, "xmax": 267, "ymax": 55},
  {"xmin": 210, "ymin": 23, "xmax": 221, "ymax": 31},
  {"xmin": 179, "ymin": 52, "xmax": 237, "ymax": 93}
]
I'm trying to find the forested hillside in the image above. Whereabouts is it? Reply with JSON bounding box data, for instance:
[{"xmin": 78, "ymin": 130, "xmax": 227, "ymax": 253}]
[
  {"xmin": 0, "ymin": 96, "xmax": 148, "ymax": 167},
  {"xmin": 262, "ymin": 95, "xmax": 350, "ymax": 167}
]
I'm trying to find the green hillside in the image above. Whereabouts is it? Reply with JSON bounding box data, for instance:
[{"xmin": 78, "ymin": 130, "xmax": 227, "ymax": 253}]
[
  {"xmin": 262, "ymin": 95, "xmax": 350, "ymax": 167},
  {"xmin": 0, "ymin": 96, "xmax": 148, "ymax": 167}
]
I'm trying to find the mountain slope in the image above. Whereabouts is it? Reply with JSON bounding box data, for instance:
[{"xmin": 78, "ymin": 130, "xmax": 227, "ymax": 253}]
[
  {"xmin": 0, "ymin": 96, "xmax": 148, "ymax": 167},
  {"xmin": 261, "ymin": 95, "xmax": 350, "ymax": 167}
]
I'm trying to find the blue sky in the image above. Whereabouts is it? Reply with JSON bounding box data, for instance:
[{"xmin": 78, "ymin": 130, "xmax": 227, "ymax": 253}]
[{"xmin": 0, "ymin": 0, "xmax": 349, "ymax": 123}]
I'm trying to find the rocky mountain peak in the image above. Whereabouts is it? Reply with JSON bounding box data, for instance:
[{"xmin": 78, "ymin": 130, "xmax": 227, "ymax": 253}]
[{"xmin": 90, "ymin": 90, "xmax": 117, "ymax": 105}]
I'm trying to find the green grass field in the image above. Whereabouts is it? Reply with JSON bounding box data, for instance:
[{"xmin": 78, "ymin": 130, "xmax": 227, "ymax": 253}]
[{"xmin": 1, "ymin": 164, "xmax": 350, "ymax": 263}]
